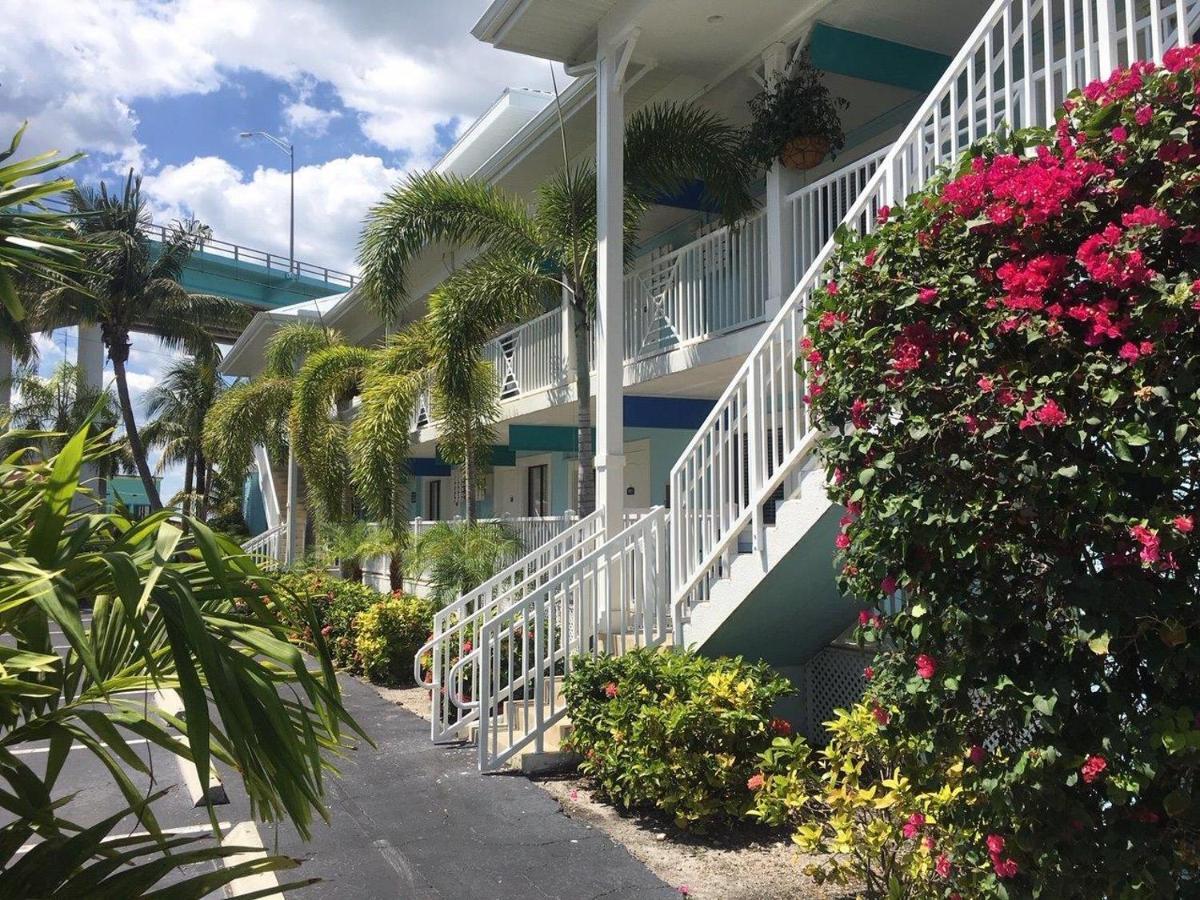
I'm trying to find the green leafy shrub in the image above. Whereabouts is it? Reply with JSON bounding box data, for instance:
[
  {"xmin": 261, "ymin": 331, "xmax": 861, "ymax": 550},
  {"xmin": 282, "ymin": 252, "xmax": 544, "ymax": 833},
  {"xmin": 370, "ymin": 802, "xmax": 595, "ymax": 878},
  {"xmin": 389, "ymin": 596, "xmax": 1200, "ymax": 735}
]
[
  {"xmin": 407, "ymin": 520, "xmax": 523, "ymax": 607},
  {"xmin": 563, "ymin": 648, "xmax": 792, "ymax": 829},
  {"xmin": 751, "ymin": 703, "xmax": 979, "ymax": 896},
  {"xmin": 276, "ymin": 569, "xmax": 380, "ymax": 671},
  {"xmin": 802, "ymin": 51, "xmax": 1200, "ymax": 896},
  {"xmin": 355, "ymin": 594, "xmax": 437, "ymax": 684}
]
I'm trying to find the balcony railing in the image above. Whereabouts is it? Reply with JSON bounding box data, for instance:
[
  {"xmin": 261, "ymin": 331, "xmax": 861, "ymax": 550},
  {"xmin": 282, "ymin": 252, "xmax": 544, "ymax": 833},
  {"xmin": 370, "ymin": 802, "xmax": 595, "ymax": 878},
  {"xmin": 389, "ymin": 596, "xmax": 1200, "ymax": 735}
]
[
  {"xmin": 623, "ymin": 209, "xmax": 768, "ymax": 361},
  {"xmin": 483, "ymin": 308, "xmax": 564, "ymax": 399},
  {"xmin": 786, "ymin": 146, "xmax": 890, "ymax": 291}
]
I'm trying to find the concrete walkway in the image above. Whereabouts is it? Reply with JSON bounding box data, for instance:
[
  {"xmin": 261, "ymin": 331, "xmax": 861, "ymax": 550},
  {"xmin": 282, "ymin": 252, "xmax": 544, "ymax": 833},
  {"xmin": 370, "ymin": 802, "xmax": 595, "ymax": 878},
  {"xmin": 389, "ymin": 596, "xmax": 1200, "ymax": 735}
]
[{"xmin": 255, "ymin": 674, "xmax": 677, "ymax": 899}]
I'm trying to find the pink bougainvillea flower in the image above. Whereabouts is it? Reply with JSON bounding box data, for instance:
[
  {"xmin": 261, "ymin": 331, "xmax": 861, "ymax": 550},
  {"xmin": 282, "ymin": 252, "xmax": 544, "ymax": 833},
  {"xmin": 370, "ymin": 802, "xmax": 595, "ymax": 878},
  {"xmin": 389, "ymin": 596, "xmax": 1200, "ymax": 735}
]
[
  {"xmin": 461, "ymin": 640, "xmax": 473, "ymax": 654},
  {"xmin": 603, "ymin": 681, "xmax": 619, "ymax": 699},
  {"xmin": 1035, "ymin": 399, "xmax": 1068, "ymax": 427},
  {"xmin": 1130, "ymin": 524, "xmax": 1161, "ymax": 564},
  {"xmin": 968, "ymin": 745, "xmax": 987, "ymax": 766},
  {"xmin": 1135, "ymin": 104, "xmax": 1153, "ymax": 126},
  {"xmin": 916, "ymin": 654, "xmax": 937, "ymax": 679},
  {"xmin": 858, "ymin": 610, "xmax": 872, "ymax": 627},
  {"xmin": 871, "ymin": 703, "xmax": 891, "ymax": 727},
  {"xmin": 864, "ymin": 248, "xmax": 878, "ymax": 268},
  {"xmin": 1173, "ymin": 515, "xmax": 1194, "ymax": 534},
  {"xmin": 678, "ymin": 886, "xmax": 690, "ymax": 897},
  {"xmin": 881, "ymin": 575, "xmax": 899, "ymax": 595},
  {"xmin": 986, "ymin": 834, "xmax": 1006, "ymax": 856},
  {"xmin": 771, "ymin": 718, "xmax": 793, "ymax": 736},
  {"xmin": 1111, "ymin": 124, "xmax": 1129, "ymax": 142},
  {"xmin": 993, "ymin": 856, "xmax": 1020, "ymax": 879},
  {"xmin": 836, "ymin": 531, "xmax": 852, "ymax": 550},
  {"xmin": 746, "ymin": 773, "xmax": 765, "ymax": 791},
  {"xmin": 877, "ymin": 205, "xmax": 891, "ymax": 224},
  {"xmin": 936, "ymin": 854, "xmax": 953, "ymax": 878},
  {"xmin": 1082, "ymin": 754, "xmax": 1108, "ymax": 784},
  {"xmin": 978, "ymin": 375, "xmax": 995, "ymax": 392},
  {"xmin": 570, "ymin": 789, "xmax": 579, "ymax": 801},
  {"xmin": 827, "ymin": 280, "xmax": 839, "ymax": 295},
  {"xmin": 901, "ymin": 812, "xmax": 926, "ymax": 840},
  {"xmin": 1122, "ymin": 204, "xmax": 1174, "ymax": 229},
  {"xmin": 918, "ymin": 286, "xmax": 939, "ymax": 304},
  {"xmin": 863, "ymin": 665, "xmax": 875, "ymax": 681},
  {"xmin": 851, "ymin": 398, "xmax": 870, "ymax": 429}
]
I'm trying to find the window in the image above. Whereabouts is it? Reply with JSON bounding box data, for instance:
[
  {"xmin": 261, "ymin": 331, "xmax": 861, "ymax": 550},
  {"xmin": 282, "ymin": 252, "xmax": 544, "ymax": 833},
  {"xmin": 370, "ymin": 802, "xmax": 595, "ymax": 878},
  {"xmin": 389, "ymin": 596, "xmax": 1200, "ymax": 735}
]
[
  {"xmin": 427, "ymin": 480, "xmax": 442, "ymax": 521},
  {"xmin": 526, "ymin": 464, "xmax": 548, "ymax": 517}
]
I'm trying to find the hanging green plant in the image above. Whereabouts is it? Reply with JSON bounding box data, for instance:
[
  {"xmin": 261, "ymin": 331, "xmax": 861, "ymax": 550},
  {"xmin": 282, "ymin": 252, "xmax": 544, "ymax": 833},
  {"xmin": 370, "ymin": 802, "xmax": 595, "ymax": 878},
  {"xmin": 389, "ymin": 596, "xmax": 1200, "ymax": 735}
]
[{"xmin": 744, "ymin": 49, "xmax": 848, "ymax": 171}]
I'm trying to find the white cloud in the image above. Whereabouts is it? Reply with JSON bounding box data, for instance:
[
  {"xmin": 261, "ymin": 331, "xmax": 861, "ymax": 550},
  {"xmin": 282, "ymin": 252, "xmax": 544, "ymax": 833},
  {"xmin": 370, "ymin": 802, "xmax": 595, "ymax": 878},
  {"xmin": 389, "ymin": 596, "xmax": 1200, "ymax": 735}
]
[
  {"xmin": 144, "ymin": 154, "xmax": 406, "ymax": 272},
  {"xmin": 0, "ymin": 1, "xmax": 560, "ymax": 164}
]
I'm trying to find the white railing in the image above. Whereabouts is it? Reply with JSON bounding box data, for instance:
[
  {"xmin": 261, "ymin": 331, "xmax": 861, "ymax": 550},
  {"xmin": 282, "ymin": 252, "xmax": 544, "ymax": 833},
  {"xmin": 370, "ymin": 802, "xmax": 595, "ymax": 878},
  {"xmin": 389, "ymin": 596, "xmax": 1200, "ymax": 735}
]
[
  {"xmin": 457, "ymin": 507, "xmax": 670, "ymax": 772},
  {"xmin": 670, "ymin": 0, "xmax": 1196, "ymax": 637},
  {"xmin": 416, "ymin": 510, "xmax": 606, "ymax": 742},
  {"xmin": 483, "ymin": 309, "xmax": 564, "ymax": 399},
  {"xmin": 786, "ymin": 146, "xmax": 889, "ymax": 292},
  {"xmin": 410, "ymin": 513, "xmax": 578, "ymax": 558},
  {"xmin": 241, "ymin": 522, "xmax": 287, "ymax": 568},
  {"xmin": 253, "ymin": 444, "xmax": 282, "ymax": 530},
  {"xmin": 623, "ymin": 211, "xmax": 768, "ymax": 362}
]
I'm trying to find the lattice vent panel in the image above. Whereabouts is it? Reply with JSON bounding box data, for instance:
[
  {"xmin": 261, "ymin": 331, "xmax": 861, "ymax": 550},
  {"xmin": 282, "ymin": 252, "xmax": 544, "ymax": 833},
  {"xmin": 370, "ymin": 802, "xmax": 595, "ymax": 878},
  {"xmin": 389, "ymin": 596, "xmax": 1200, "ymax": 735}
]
[{"xmin": 803, "ymin": 646, "xmax": 871, "ymax": 741}]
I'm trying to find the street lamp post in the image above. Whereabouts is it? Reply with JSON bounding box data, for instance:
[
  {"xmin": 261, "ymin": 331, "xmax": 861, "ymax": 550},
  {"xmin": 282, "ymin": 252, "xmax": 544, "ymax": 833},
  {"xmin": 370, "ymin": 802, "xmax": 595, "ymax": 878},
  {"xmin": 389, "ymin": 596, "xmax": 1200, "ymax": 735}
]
[
  {"xmin": 239, "ymin": 130, "xmax": 294, "ymax": 277},
  {"xmin": 240, "ymin": 130, "xmax": 297, "ymax": 563}
]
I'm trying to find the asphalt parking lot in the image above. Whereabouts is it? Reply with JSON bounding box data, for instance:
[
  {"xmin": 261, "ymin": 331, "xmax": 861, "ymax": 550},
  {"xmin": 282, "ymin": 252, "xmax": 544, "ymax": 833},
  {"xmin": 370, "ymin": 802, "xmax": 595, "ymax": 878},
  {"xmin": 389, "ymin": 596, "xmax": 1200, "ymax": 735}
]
[{"xmin": 6, "ymin": 613, "xmax": 675, "ymax": 899}]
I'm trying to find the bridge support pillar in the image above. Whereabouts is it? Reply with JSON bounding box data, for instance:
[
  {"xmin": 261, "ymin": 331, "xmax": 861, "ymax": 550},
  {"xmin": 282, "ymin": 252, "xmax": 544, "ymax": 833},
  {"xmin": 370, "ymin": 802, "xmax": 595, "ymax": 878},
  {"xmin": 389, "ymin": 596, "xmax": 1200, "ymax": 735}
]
[
  {"xmin": 76, "ymin": 325, "xmax": 106, "ymax": 505},
  {"xmin": 0, "ymin": 342, "xmax": 11, "ymax": 416}
]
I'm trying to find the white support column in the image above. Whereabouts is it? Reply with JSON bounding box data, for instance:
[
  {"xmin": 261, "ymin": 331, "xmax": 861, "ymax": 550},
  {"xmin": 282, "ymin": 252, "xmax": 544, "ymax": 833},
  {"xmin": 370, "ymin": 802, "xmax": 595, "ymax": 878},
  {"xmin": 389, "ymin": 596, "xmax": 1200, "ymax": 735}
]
[
  {"xmin": 285, "ymin": 447, "xmax": 299, "ymax": 565},
  {"xmin": 560, "ymin": 283, "xmax": 576, "ymax": 381},
  {"xmin": 764, "ymin": 43, "xmax": 795, "ymax": 317},
  {"xmin": 595, "ymin": 33, "xmax": 635, "ymax": 542}
]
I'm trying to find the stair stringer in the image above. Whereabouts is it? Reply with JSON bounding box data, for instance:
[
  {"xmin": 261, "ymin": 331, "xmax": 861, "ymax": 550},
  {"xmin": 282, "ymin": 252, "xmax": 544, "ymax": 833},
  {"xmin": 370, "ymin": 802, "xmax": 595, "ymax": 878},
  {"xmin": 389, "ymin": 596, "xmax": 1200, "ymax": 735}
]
[{"xmin": 681, "ymin": 458, "xmax": 833, "ymax": 653}]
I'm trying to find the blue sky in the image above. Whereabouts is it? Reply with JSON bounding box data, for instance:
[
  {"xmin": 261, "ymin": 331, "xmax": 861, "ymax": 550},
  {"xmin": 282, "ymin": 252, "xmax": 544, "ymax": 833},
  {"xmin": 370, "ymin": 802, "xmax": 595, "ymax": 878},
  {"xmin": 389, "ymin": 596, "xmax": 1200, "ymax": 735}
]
[{"xmin": 2, "ymin": 0, "xmax": 559, "ymax": 500}]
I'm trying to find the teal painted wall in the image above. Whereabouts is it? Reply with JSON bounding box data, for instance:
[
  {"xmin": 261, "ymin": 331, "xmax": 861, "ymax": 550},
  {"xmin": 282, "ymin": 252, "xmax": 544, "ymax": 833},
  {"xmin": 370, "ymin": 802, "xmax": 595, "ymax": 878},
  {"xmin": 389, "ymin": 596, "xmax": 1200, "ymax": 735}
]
[
  {"xmin": 626, "ymin": 426, "xmax": 694, "ymax": 506},
  {"xmin": 243, "ymin": 472, "xmax": 267, "ymax": 535}
]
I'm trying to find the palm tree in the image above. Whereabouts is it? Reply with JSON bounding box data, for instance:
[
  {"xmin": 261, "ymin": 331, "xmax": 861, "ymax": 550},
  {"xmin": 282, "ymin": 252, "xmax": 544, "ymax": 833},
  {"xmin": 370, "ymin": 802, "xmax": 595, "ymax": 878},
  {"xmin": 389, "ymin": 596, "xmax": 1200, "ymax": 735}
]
[
  {"xmin": 5, "ymin": 360, "xmax": 130, "ymax": 496},
  {"xmin": 142, "ymin": 355, "xmax": 224, "ymax": 521},
  {"xmin": 33, "ymin": 171, "xmax": 251, "ymax": 511},
  {"xmin": 358, "ymin": 101, "xmax": 755, "ymax": 515},
  {"xmin": 407, "ymin": 520, "xmax": 524, "ymax": 607}
]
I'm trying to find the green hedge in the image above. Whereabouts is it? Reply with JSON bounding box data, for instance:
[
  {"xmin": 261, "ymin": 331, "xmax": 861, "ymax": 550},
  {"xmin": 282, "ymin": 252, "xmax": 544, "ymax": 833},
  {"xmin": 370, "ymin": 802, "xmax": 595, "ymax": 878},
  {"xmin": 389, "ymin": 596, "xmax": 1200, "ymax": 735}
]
[
  {"xmin": 563, "ymin": 648, "xmax": 792, "ymax": 830},
  {"xmin": 275, "ymin": 569, "xmax": 382, "ymax": 671}
]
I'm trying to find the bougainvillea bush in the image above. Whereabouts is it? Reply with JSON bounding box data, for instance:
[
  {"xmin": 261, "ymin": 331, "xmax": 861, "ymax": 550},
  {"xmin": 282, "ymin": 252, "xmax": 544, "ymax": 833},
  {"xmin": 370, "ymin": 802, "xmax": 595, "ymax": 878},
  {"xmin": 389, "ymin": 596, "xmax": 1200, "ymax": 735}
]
[
  {"xmin": 563, "ymin": 648, "xmax": 792, "ymax": 829},
  {"xmin": 802, "ymin": 51, "xmax": 1200, "ymax": 897}
]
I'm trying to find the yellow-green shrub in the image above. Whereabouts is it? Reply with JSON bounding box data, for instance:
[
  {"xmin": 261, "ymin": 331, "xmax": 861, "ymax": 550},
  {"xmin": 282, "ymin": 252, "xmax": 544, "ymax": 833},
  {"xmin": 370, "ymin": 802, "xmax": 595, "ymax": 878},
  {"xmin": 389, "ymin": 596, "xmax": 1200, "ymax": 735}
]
[
  {"xmin": 563, "ymin": 647, "xmax": 792, "ymax": 830},
  {"xmin": 354, "ymin": 594, "xmax": 436, "ymax": 685}
]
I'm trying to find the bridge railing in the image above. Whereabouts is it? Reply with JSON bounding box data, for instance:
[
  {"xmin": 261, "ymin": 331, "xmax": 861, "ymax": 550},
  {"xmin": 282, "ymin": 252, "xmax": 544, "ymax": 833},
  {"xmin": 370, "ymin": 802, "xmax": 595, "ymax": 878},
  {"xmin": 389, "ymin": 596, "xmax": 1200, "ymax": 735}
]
[{"xmin": 25, "ymin": 197, "xmax": 357, "ymax": 289}]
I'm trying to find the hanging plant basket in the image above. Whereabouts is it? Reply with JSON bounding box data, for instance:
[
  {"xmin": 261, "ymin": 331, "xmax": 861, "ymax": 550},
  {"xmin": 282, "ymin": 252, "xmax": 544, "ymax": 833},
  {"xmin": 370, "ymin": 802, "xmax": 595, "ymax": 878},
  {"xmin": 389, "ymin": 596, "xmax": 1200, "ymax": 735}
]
[{"xmin": 779, "ymin": 135, "xmax": 831, "ymax": 170}]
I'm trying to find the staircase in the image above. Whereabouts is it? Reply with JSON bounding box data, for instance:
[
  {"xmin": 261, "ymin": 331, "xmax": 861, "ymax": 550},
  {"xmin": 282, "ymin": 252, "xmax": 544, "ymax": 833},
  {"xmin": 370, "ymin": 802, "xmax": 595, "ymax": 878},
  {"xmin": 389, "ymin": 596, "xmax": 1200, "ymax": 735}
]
[
  {"xmin": 670, "ymin": 0, "xmax": 1198, "ymax": 652},
  {"xmin": 240, "ymin": 444, "xmax": 307, "ymax": 567},
  {"xmin": 420, "ymin": 0, "xmax": 1196, "ymax": 771}
]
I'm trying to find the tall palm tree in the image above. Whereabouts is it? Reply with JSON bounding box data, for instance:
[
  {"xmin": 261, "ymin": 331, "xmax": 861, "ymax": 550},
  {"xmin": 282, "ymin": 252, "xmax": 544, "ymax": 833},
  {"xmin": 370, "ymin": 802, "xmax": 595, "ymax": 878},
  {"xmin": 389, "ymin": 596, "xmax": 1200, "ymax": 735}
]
[
  {"xmin": 407, "ymin": 520, "xmax": 523, "ymax": 608},
  {"xmin": 358, "ymin": 101, "xmax": 755, "ymax": 514},
  {"xmin": 33, "ymin": 171, "xmax": 251, "ymax": 511},
  {"xmin": 5, "ymin": 360, "xmax": 130, "ymax": 496},
  {"xmin": 142, "ymin": 355, "xmax": 224, "ymax": 521}
]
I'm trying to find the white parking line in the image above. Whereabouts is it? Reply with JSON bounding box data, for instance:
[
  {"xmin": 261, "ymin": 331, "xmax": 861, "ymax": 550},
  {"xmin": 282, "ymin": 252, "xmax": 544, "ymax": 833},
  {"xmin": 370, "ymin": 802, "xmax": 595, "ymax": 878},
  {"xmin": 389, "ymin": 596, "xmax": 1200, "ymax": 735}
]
[
  {"xmin": 155, "ymin": 689, "xmax": 228, "ymax": 806},
  {"xmin": 8, "ymin": 739, "xmax": 151, "ymax": 756},
  {"xmin": 221, "ymin": 821, "xmax": 284, "ymax": 899},
  {"xmin": 16, "ymin": 822, "xmax": 234, "ymax": 854}
]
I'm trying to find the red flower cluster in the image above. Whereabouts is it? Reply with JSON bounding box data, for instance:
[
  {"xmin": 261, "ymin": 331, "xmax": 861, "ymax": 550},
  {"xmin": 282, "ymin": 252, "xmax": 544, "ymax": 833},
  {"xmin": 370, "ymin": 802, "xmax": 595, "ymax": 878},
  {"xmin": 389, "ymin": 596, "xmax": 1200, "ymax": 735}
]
[
  {"xmin": 915, "ymin": 654, "xmax": 937, "ymax": 679},
  {"xmin": 746, "ymin": 772, "xmax": 765, "ymax": 791},
  {"xmin": 986, "ymin": 834, "xmax": 1019, "ymax": 879},
  {"xmin": 771, "ymin": 717, "xmax": 793, "ymax": 736},
  {"xmin": 889, "ymin": 321, "xmax": 938, "ymax": 375},
  {"xmin": 1076, "ymin": 224, "xmax": 1154, "ymax": 289},
  {"xmin": 1081, "ymin": 754, "xmax": 1108, "ymax": 784},
  {"xmin": 942, "ymin": 148, "xmax": 1107, "ymax": 225},
  {"xmin": 901, "ymin": 812, "xmax": 925, "ymax": 839},
  {"xmin": 1019, "ymin": 399, "xmax": 1068, "ymax": 430},
  {"xmin": 603, "ymin": 681, "xmax": 619, "ymax": 699},
  {"xmin": 1129, "ymin": 524, "xmax": 1161, "ymax": 565},
  {"xmin": 968, "ymin": 744, "xmax": 986, "ymax": 767},
  {"xmin": 935, "ymin": 854, "xmax": 952, "ymax": 879}
]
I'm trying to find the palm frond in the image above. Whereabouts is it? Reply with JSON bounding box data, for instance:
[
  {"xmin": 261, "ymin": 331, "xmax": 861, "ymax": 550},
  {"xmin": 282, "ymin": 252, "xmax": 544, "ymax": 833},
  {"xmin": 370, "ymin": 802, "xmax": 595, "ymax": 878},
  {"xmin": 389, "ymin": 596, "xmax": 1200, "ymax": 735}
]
[{"xmin": 357, "ymin": 171, "xmax": 542, "ymax": 324}]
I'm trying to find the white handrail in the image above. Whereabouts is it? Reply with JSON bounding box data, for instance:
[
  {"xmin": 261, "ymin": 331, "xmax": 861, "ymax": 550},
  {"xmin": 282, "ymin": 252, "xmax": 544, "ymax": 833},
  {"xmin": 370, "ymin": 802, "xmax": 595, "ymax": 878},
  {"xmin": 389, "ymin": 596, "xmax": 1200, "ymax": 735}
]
[
  {"xmin": 417, "ymin": 510, "xmax": 606, "ymax": 742},
  {"xmin": 472, "ymin": 506, "xmax": 671, "ymax": 772},
  {"xmin": 483, "ymin": 308, "xmax": 564, "ymax": 399},
  {"xmin": 241, "ymin": 522, "xmax": 287, "ymax": 568},
  {"xmin": 669, "ymin": 0, "xmax": 1196, "ymax": 639}
]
